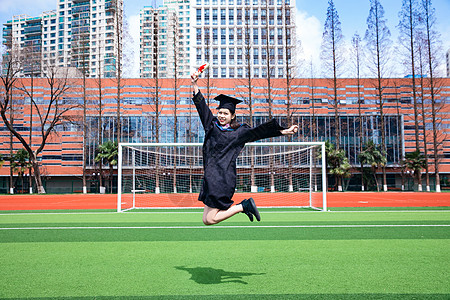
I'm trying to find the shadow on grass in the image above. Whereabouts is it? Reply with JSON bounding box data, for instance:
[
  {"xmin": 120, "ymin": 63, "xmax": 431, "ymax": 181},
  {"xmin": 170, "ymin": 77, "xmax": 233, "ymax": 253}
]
[{"xmin": 175, "ymin": 266, "xmax": 265, "ymax": 285}]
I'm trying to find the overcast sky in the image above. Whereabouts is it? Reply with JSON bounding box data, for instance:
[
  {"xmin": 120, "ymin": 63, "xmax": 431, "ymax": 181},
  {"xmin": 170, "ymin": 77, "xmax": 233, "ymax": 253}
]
[{"xmin": 1, "ymin": 0, "xmax": 449, "ymax": 77}]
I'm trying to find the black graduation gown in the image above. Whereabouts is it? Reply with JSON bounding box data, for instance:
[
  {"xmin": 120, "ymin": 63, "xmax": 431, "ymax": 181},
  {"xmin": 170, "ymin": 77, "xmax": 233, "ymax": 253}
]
[{"xmin": 193, "ymin": 91, "xmax": 285, "ymax": 210}]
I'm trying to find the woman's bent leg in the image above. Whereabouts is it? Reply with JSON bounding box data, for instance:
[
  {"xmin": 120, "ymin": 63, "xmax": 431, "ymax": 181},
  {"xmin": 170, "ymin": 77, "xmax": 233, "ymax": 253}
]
[{"xmin": 202, "ymin": 205, "xmax": 243, "ymax": 225}]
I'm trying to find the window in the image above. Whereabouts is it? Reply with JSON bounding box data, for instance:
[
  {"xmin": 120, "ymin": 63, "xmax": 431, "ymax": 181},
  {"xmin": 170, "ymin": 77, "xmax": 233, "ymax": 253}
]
[
  {"xmin": 196, "ymin": 9, "xmax": 201, "ymax": 25},
  {"xmin": 213, "ymin": 48, "xmax": 218, "ymax": 64},
  {"xmin": 277, "ymin": 28, "xmax": 283, "ymax": 45},
  {"xmin": 277, "ymin": 48, "xmax": 283, "ymax": 64},
  {"xmin": 277, "ymin": 8, "xmax": 283, "ymax": 25},
  {"xmin": 205, "ymin": 9, "xmax": 210, "ymax": 25},
  {"xmin": 261, "ymin": 9, "xmax": 266, "ymax": 26},
  {"xmin": 237, "ymin": 9, "xmax": 243, "ymax": 25},
  {"xmin": 221, "ymin": 28, "xmax": 226, "ymax": 45},
  {"xmin": 213, "ymin": 9, "xmax": 218, "ymax": 25},
  {"xmin": 229, "ymin": 9, "xmax": 234, "ymax": 25},
  {"xmin": 262, "ymin": 67, "xmax": 267, "ymax": 77},
  {"xmin": 253, "ymin": 48, "xmax": 259, "ymax": 64},
  {"xmin": 213, "ymin": 28, "xmax": 218, "ymax": 45},
  {"xmin": 237, "ymin": 28, "xmax": 242, "ymax": 45},
  {"xmin": 196, "ymin": 28, "xmax": 201, "ymax": 45},
  {"xmin": 229, "ymin": 48, "xmax": 235, "ymax": 65},
  {"xmin": 278, "ymin": 67, "xmax": 283, "ymax": 77},
  {"xmin": 253, "ymin": 28, "xmax": 258, "ymax": 45},
  {"xmin": 254, "ymin": 68, "xmax": 259, "ymax": 78},
  {"xmin": 221, "ymin": 9, "xmax": 226, "ymax": 25},
  {"xmin": 229, "ymin": 28, "xmax": 234, "ymax": 45},
  {"xmin": 253, "ymin": 9, "xmax": 258, "ymax": 25},
  {"xmin": 237, "ymin": 68, "xmax": 243, "ymax": 78},
  {"xmin": 221, "ymin": 48, "xmax": 226, "ymax": 64}
]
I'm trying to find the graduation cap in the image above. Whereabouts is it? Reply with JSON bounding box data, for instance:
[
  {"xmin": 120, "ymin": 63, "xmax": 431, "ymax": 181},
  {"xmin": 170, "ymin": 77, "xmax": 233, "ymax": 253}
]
[{"xmin": 214, "ymin": 94, "xmax": 243, "ymax": 114}]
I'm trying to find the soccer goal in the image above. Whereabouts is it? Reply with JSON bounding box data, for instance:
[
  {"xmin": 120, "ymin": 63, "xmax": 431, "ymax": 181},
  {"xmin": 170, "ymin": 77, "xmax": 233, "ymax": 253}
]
[{"xmin": 117, "ymin": 142, "xmax": 327, "ymax": 212}]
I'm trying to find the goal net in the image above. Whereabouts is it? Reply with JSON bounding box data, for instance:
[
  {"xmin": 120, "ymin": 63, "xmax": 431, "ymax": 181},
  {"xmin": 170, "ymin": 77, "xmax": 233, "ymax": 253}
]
[{"xmin": 118, "ymin": 142, "xmax": 326, "ymax": 212}]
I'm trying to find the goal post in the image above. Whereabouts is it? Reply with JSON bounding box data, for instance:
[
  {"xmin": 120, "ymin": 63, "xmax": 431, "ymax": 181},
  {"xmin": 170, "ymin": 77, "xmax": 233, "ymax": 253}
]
[{"xmin": 118, "ymin": 142, "xmax": 327, "ymax": 212}]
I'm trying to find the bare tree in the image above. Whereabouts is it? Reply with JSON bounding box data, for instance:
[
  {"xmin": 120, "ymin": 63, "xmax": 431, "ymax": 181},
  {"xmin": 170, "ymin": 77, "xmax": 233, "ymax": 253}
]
[
  {"xmin": 110, "ymin": 0, "xmax": 124, "ymax": 142},
  {"xmin": 309, "ymin": 59, "xmax": 317, "ymax": 142},
  {"xmin": 392, "ymin": 79, "xmax": 406, "ymax": 190},
  {"xmin": 351, "ymin": 32, "xmax": 365, "ymax": 191},
  {"xmin": 419, "ymin": 0, "xmax": 445, "ymax": 192},
  {"xmin": 236, "ymin": 8, "xmax": 258, "ymax": 192},
  {"xmin": 19, "ymin": 41, "xmax": 41, "ymax": 194},
  {"xmin": 95, "ymin": 41, "xmax": 106, "ymax": 193},
  {"xmin": 416, "ymin": 32, "xmax": 431, "ymax": 191},
  {"xmin": 72, "ymin": 31, "xmax": 90, "ymax": 194},
  {"xmin": 320, "ymin": 0, "xmax": 346, "ymax": 190},
  {"xmin": 1, "ymin": 64, "xmax": 77, "ymax": 193},
  {"xmin": 170, "ymin": 12, "xmax": 180, "ymax": 193},
  {"xmin": 364, "ymin": 0, "xmax": 392, "ymax": 192},
  {"xmin": 398, "ymin": 0, "xmax": 422, "ymax": 190},
  {"xmin": 258, "ymin": 0, "xmax": 277, "ymax": 192},
  {"xmin": 283, "ymin": 0, "xmax": 301, "ymax": 192},
  {"xmin": 9, "ymin": 82, "xmax": 15, "ymax": 194}
]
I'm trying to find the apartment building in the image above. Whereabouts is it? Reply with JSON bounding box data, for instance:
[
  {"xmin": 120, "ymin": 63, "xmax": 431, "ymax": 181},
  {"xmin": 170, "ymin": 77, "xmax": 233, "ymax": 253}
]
[
  {"xmin": 2, "ymin": 0, "xmax": 123, "ymax": 78},
  {"xmin": 140, "ymin": 5, "xmax": 191, "ymax": 78},
  {"xmin": 139, "ymin": 0, "xmax": 295, "ymax": 79},
  {"xmin": 192, "ymin": 0, "xmax": 295, "ymax": 78}
]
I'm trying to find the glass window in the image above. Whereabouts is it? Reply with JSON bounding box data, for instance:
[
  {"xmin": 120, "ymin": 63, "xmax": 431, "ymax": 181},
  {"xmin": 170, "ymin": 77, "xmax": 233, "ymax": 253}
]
[
  {"xmin": 254, "ymin": 68, "xmax": 259, "ymax": 78},
  {"xmin": 278, "ymin": 67, "xmax": 283, "ymax": 77},
  {"xmin": 221, "ymin": 48, "xmax": 226, "ymax": 64},
  {"xmin": 253, "ymin": 48, "xmax": 259, "ymax": 64},
  {"xmin": 205, "ymin": 9, "xmax": 210, "ymax": 25},
  {"xmin": 221, "ymin": 9, "xmax": 226, "ymax": 25},
  {"xmin": 221, "ymin": 28, "xmax": 226, "ymax": 45},
  {"xmin": 213, "ymin": 9, "xmax": 218, "ymax": 25},
  {"xmin": 229, "ymin": 48, "xmax": 235, "ymax": 65},
  {"xmin": 229, "ymin": 28, "xmax": 234, "ymax": 45},
  {"xmin": 229, "ymin": 9, "xmax": 234, "ymax": 25},
  {"xmin": 196, "ymin": 9, "xmax": 201, "ymax": 25},
  {"xmin": 213, "ymin": 28, "xmax": 218, "ymax": 44}
]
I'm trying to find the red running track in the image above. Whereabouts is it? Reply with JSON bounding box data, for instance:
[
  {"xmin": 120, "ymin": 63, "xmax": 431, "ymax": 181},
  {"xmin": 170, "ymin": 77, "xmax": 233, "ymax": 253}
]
[{"xmin": 0, "ymin": 192, "xmax": 449, "ymax": 211}]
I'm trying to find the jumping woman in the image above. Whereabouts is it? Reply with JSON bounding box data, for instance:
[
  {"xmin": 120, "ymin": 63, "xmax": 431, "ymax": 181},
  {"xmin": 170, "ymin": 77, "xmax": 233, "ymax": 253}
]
[{"xmin": 192, "ymin": 74, "xmax": 298, "ymax": 225}]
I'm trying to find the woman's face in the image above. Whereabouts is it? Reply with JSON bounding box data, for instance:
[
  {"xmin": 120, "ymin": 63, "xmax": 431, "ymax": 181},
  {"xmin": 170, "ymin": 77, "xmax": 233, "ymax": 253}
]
[{"xmin": 217, "ymin": 108, "xmax": 235, "ymax": 126}]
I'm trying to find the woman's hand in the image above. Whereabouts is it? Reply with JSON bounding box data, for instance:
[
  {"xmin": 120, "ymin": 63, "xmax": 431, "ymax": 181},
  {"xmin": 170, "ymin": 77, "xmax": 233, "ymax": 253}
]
[
  {"xmin": 191, "ymin": 74, "xmax": 199, "ymax": 94},
  {"xmin": 281, "ymin": 125, "xmax": 298, "ymax": 135}
]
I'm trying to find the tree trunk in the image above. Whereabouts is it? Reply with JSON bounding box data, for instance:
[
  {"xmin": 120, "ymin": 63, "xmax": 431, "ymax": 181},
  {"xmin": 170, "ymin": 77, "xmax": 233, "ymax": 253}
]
[{"xmin": 32, "ymin": 159, "xmax": 45, "ymax": 193}]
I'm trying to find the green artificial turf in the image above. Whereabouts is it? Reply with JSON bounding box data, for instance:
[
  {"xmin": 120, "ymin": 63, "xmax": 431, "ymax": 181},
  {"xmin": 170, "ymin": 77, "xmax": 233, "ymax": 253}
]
[{"xmin": 0, "ymin": 210, "xmax": 449, "ymax": 299}]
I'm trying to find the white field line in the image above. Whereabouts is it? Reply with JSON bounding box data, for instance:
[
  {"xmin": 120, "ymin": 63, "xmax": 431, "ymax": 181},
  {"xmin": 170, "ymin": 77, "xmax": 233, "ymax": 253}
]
[
  {"xmin": 1, "ymin": 210, "xmax": 450, "ymax": 216},
  {"xmin": 0, "ymin": 224, "xmax": 449, "ymax": 230}
]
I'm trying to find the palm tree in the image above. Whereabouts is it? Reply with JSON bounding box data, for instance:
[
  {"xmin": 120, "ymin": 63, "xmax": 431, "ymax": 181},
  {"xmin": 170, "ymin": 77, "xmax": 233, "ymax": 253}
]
[
  {"xmin": 324, "ymin": 141, "xmax": 351, "ymax": 191},
  {"xmin": 358, "ymin": 140, "xmax": 387, "ymax": 191},
  {"xmin": 404, "ymin": 150, "xmax": 426, "ymax": 191},
  {"xmin": 95, "ymin": 141, "xmax": 118, "ymax": 193},
  {"xmin": 10, "ymin": 149, "xmax": 32, "ymax": 193}
]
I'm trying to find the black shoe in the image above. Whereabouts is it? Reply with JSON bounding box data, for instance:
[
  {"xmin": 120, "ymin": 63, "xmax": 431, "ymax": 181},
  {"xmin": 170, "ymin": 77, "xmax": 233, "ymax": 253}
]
[
  {"xmin": 239, "ymin": 199, "xmax": 254, "ymax": 222},
  {"xmin": 241, "ymin": 198, "xmax": 261, "ymax": 222}
]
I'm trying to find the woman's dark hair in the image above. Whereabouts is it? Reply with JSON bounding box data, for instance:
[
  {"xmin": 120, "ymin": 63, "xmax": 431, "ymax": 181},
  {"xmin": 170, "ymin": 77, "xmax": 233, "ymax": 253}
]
[{"xmin": 230, "ymin": 116, "xmax": 240, "ymax": 130}]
